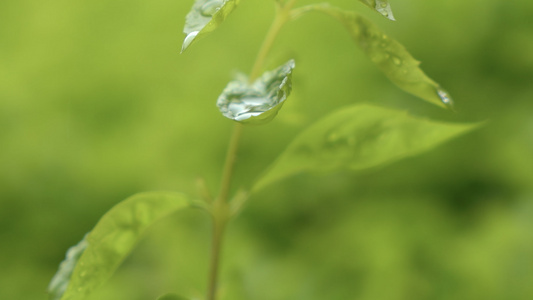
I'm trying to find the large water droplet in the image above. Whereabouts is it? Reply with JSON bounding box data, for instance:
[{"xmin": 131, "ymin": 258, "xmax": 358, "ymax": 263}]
[
  {"xmin": 217, "ymin": 60, "xmax": 294, "ymax": 124},
  {"xmin": 200, "ymin": 0, "xmax": 223, "ymax": 17},
  {"xmin": 436, "ymin": 88, "xmax": 454, "ymax": 108},
  {"xmin": 181, "ymin": 31, "xmax": 199, "ymax": 53},
  {"xmin": 218, "ymin": 85, "xmax": 277, "ymax": 122},
  {"xmin": 234, "ymin": 111, "xmax": 262, "ymax": 121}
]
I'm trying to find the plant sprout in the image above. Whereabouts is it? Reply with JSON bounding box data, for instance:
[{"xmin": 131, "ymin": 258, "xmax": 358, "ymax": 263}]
[{"xmin": 48, "ymin": 1, "xmax": 479, "ymax": 300}]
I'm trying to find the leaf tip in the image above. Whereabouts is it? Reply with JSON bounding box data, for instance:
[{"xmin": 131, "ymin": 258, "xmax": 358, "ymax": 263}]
[
  {"xmin": 181, "ymin": 30, "xmax": 199, "ymax": 53},
  {"xmin": 375, "ymin": 0, "xmax": 396, "ymax": 21},
  {"xmin": 435, "ymin": 87, "xmax": 456, "ymax": 111},
  {"xmin": 48, "ymin": 235, "xmax": 89, "ymax": 300}
]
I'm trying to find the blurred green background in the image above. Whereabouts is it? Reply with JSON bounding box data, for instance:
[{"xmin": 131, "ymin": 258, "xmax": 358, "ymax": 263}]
[{"xmin": 1, "ymin": 0, "xmax": 533, "ymax": 299}]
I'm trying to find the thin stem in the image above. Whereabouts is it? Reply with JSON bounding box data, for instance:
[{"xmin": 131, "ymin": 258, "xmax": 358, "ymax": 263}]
[
  {"xmin": 217, "ymin": 123, "xmax": 244, "ymax": 206},
  {"xmin": 206, "ymin": 212, "xmax": 227, "ymax": 300},
  {"xmin": 205, "ymin": 123, "xmax": 242, "ymax": 300},
  {"xmin": 290, "ymin": 3, "xmax": 330, "ymax": 20},
  {"xmin": 249, "ymin": 0, "xmax": 298, "ymax": 82},
  {"xmin": 205, "ymin": 2, "xmax": 298, "ymax": 299}
]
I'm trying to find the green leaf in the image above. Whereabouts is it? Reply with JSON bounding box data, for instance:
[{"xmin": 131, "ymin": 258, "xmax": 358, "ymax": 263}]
[
  {"xmin": 48, "ymin": 235, "xmax": 88, "ymax": 300},
  {"xmin": 295, "ymin": 4, "xmax": 453, "ymax": 109},
  {"xmin": 156, "ymin": 293, "xmax": 190, "ymax": 300},
  {"xmin": 181, "ymin": 0, "xmax": 240, "ymax": 53},
  {"xmin": 217, "ymin": 59, "xmax": 295, "ymax": 125},
  {"xmin": 253, "ymin": 104, "xmax": 479, "ymax": 191},
  {"xmin": 358, "ymin": 0, "xmax": 395, "ymax": 20},
  {"xmin": 48, "ymin": 192, "xmax": 193, "ymax": 300}
]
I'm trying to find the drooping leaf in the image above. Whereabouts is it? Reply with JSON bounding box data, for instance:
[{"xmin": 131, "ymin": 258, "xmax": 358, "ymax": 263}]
[
  {"xmin": 156, "ymin": 293, "xmax": 190, "ymax": 300},
  {"xmin": 48, "ymin": 192, "xmax": 193, "ymax": 300},
  {"xmin": 48, "ymin": 235, "xmax": 89, "ymax": 300},
  {"xmin": 358, "ymin": 0, "xmax": 395, "ymax": 20},
  {"xmin": 181, "ymin": 0, "xmax": 240, "ymax": 53},
  {"xmin": 217, "ymin": 59, "xmax": 295, "ymax": 125},
  {"xmin": 253, "ymin": 104, "xmax": 479, "ymax": 191},
  {"xmin": 294, "ymin": 4, "xmax": 453, "ymax": 109}
]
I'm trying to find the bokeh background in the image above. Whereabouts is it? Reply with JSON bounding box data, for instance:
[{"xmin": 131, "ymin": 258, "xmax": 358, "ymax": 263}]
[{"xmin": 1, "ymin": 0, "xmax": 533, "ymax": 299}]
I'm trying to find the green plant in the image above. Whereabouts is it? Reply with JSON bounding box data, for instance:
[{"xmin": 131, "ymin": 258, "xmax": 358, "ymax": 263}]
[{"xmin": 48, "ymin": 1, "xmax": 478, "ymax": 300}]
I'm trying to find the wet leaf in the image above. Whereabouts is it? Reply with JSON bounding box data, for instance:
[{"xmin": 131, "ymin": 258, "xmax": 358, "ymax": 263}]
[
  {"xmin": 295, "ymin": 4, "xmax": 453, "ymax": 109},
  {"xmin": 48, "ymin": 192, "xmax": 193, "ymax": 300},
  {"xmin": 358, "ymin": 0, "xmax": 395, "ymax": 21},
  {"xmin": 253, "ymin": 104, "xmax": 479, "ymax": 191},
  {"xmin": 48, "ymin": 235, "xmax": 88, "ymax": 300},
  {"xmin": 181, "ymin": 0, "xmax": 240, "ymax": 53},
  {"xmin": 217, "ymin": 59, "xmax": 295, "ymax": 125}
]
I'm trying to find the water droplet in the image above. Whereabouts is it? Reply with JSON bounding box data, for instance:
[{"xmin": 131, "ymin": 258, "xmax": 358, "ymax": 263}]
[
  {"xmin": 392, "ymin": 56, "xmax": 402, "ymax": 66},
  {"xmin": 181, "ymin": 31, "xmax": 199, "ymax": 52},
  {"xmin": 221, "ymin": 92, "xmax": 274, "ymax": 122},
  {"xmin": 217, "ymin": 60, "xmax": 294, "ymax": 124},
  {"xmin": 200, "ymin": 0, "xmax": 223, "ymax": 17},
  {"xmin": 380, "ymin": 35, "xmax": 390, "ymax": 47},
  {"xmin": 376, "ymin": 1, "xmax": 396, "ymax": 21},
  {"xmin": 436, "ymin": 88, "xmax": 454, "ymax": 108},
  {"xmin": 233, "ymin": 112, "xmax": 261, "ymax": 121}
]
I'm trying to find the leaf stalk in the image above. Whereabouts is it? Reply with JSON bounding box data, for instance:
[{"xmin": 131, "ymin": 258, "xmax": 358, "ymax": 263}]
[{"xmin": 205, "ymin": 1, "xmax": 298, "ymax": 299}]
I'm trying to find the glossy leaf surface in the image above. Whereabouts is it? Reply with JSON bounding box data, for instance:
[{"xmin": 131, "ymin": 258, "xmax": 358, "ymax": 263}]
[
  {"xmin": 48, "ymin": 235, "xmax": 88, "ymax": 300},
  {"xmin": 182, "ymin": 0, "xmax": 240, "ymax": 53},
  {"xmin": 254, "ymin": 104, "xmax": 478, "ymax": 191},
  {"xmin": 358, "ymin": 0, "xmax": 395, "ymax": 20},
  {"xmin": 217, "ymin": 59, "xmax": 295, "ymax": 125},
  {"xmin": 299, "ymin": 4, "xmax": 452, "ymax": 109},
  {"xmin": 48, "ymin": 192, "xmax": 192, "ymax": 300}
]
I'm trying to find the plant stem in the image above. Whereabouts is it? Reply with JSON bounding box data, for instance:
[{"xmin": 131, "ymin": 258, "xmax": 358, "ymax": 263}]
[
  {"xmin": 206, "ymin": 123, "xmax": 242, "ymax": 300},
  {"xmin": 217, "ymin": 124, "xmax": 244, "ymax": 206},
  {"xmin": 205, "ymin": 2, "xmax": 298, "ymax": 299},
  {"xmin": 205, "ymin": 207, "xmax": 228, "ymax": 300},
  {"xmin": 249, "ymin": 0, "xmax": 298, "ymax": 82}
]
